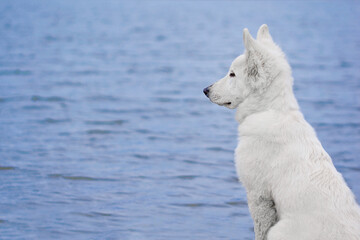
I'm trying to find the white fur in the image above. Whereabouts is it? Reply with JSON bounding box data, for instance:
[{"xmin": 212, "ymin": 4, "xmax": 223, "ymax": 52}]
[{"xmin": 205, "ymin": 24, "xmax": 360, "ymax": 240}]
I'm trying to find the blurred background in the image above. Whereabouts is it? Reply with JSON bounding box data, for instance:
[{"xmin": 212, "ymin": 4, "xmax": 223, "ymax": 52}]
[{"xmin": 0, "ymin": 0, "xmax": 359, "ymax": 239}]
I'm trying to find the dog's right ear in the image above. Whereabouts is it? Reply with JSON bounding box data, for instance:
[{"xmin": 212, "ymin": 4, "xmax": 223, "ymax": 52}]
[{"xmin": 256, "ymin": 24, "xmax": 273, "ymax": 42}]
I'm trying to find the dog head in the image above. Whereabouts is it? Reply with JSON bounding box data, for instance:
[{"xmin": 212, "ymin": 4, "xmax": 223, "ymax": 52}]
[{"xmin": 203, "ymin": 24, "xmax": 287, "ymax": 109}]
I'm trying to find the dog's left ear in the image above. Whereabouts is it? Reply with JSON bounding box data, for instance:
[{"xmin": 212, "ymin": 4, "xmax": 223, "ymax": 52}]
[
  {"xmin": 243, "ymin": 28, "xmax": 269, "ymax": 93},
  {"xmin": 243, "ymin": 28, "xmax": 257, "ymax": 50},
  {"xmin": 256, "ymin": 24, "xmax": 273, "ymax": 42}
]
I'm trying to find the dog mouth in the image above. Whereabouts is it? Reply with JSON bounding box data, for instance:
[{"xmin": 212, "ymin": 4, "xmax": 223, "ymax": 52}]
[
  {"xmin": 219, "ymin": 102, "xmax": 232, "ymax": 106},
  {"xmin": 206, "ymin": 92, "xmax": 232, "ymax": 107}
]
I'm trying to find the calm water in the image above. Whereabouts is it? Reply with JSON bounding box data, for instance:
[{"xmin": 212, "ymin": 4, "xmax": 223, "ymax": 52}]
[{"xmin": 0, "ymin": 1, "xmax": 359, "ymax": 239}]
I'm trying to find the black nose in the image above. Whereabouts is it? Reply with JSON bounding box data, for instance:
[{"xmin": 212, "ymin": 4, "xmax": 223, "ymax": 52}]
[{"xmin": 203, "ymin": 87, "xmax": 210, "ymax": 97}]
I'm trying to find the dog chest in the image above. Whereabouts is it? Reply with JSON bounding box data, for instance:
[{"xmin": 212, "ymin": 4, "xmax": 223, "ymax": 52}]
[{"xmin": 234, "ymin": 136, "xmax": 279, "ymax": 190}]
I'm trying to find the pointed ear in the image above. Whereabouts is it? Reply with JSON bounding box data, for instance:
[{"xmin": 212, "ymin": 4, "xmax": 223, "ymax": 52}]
[
  {"xmin": 243, "ymin": 28, "xmax": 256, "ymax": 50},
  {"xmin": 256, "ymin": 24, "xmax": 273, "ymax": 42},
  {"xmin": 243, "ymin": 28, "xmax": 268, "ymax": 92}
]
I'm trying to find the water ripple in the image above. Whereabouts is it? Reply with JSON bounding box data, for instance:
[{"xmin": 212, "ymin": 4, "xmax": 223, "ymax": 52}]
[
  {"xmin": 86, "ymin": 129, "xmax": 115, "ymax": 135},
  {"xmin": 55, "ymin": 81, "xmax": 83, "ymax": 87},
  {"xmin": 0, "ymin": 69, "xmax": 32, "ymax": 76},
  {"xmin": 0, "ymin": 166, "xmax": 16, "ymax": 170},
  {"xmin": 86, "ymin": 95, "xmax": 121, "ymax": 102},
  {"xmin": 133, "ymin": 154, "xmax": 150, "ymax": 159},
  {"xmin": 72, "ymin": 211, "xmax": 116, "ymax": 218},
  {"xmin": 171, "ymin": 203, "xmax": 228, "ymax": 208},
  {"xmin": 31, "ymin": 95, "xmax": 68, "ymax": 102},
  {"xmin": 38, "ymin": 118, "xmax": 71, "ymax": 124},
  {"xmin": 174, "ymin": 175, "xmax": 198, "ymax": 180},
  {"xmin": 23, "ymin": 105, "xmax": 52, "ymax": 110},
  {"xmin": 48, "ymin": 174, "xmax": 117, "ymax": 182},
  {"xmin": 206, "ymin": 146, "xmax": 233, "ymax": 153},
  {"xmin": 225, "ymin": 200, "xmax": 248, "ymax": 206},
  {"xmin": 85, "ymin": 120, "xmax": 125, "ymax": 126}
]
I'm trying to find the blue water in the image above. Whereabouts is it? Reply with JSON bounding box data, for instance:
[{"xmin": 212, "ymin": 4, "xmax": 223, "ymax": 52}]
[{"xmin": 0, "ymin": 1, "xmax": 359, "ymax": 239}]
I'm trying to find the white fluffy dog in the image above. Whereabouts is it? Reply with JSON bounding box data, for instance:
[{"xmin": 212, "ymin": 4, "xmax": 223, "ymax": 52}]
[{"xmin": 203, "ymin": 25, "xmax": 360, "ymax": 240}]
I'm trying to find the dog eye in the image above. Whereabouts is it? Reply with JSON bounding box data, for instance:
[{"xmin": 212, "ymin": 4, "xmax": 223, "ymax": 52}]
[{"xmin": 229, "ymin": 72, "xmax": 236, "ymax": 77}]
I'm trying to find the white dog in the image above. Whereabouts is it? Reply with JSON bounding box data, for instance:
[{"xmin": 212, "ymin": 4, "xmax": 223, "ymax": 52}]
[{"xmin": 203, "ymin": 25, "xmax": 360, "ymax": 240}]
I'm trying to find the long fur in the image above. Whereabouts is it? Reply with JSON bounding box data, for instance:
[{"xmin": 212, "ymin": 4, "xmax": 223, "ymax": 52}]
[{"xmin": 204, "ymin": 24, "xmax": 360, "ymax": 240}]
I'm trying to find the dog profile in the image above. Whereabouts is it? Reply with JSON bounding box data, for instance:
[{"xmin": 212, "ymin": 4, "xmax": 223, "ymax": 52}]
[{"xmin": 203, "ymin": 24, "xmax": 360, "ymax": 240}]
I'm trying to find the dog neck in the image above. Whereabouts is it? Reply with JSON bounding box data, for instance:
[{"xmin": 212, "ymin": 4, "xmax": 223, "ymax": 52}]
[{"xmin": 235, "ymin": 73, "xmax": 299, "ymax": 124}]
